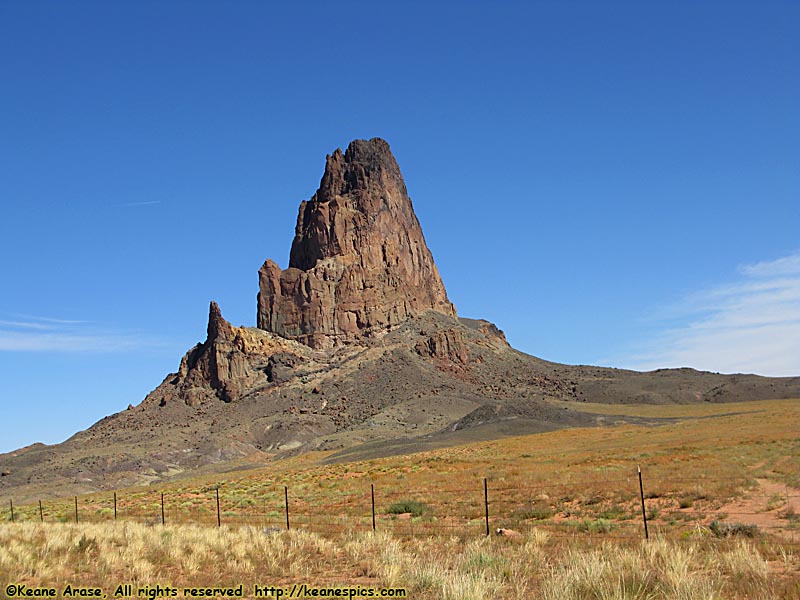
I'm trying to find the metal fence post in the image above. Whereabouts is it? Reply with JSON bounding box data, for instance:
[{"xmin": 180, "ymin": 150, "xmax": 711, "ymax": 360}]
[
  {"xmin": 284, "ymin": 486, "xmax": 290, "ymax": 531},
  {"xmin": 484, "ymin": 478, "xmax": 490, "ymax": 536},
  {"xmin": 371, "ymin": 484, "xmax": 376, "ymax": 532},
  {"xmin": 638, "ymin": 465, "xmax": 649, "ymax": 540}
]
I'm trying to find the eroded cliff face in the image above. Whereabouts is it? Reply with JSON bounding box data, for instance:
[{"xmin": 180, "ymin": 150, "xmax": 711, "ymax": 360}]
[
  {"xmin": 257, "ymin": 138, "xmax": 456, "ymax": 349},
  {"xmin": 153, "ymin": 301, "xmax": 311, "ymax": 406}
]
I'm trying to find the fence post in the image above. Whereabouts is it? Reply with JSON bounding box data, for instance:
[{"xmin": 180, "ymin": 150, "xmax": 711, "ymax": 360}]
[
  {"xmin": 637, "ymin": 465, "xmax": 649, "ymax": 540},
  {"xmin": 74, "ymin": 496, "xmax": 79, "ymax": 524},
  {"xmin": 788, "ymin": 485, "xmax": 794, "ymax": 544},
  {"xmin": 39, "ymin": 500, "xmax": 43, "ymax": 523},
  {"xmin": 216, "ymin": 487, "xmax": 221, "ymax": 527},
  {"xmin": 114, "ymin": 492, "xmax": 117, "ymax": 521},
  {"xmin": 284, "ymin": 486, "xmax": 290, "ymax": 531},
  {"xmin": 371, "ymin": 484, "xmax": 376, "ymax": 532},
  {"xmin": 9, "ymin": 499, "xmax": 14, "ymax": 523},
  {"xmin": 161, "ymin": 492, "xmax": 165, "ymax": 526},
  {"xmin": 484, "ymin": 478, "xmax": 490, "ymax": 536}
]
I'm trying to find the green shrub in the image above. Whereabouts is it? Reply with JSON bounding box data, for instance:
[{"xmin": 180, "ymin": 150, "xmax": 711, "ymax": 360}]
[
  {"xmin": 709, "ymin": 520, "xmax": 758, "ymax": 537},
  {"xmin": 515, "ymin": 505, "xmax": 554, "ymax": 520},
  {"xmin": 575, "ymin": 518, "xmax": 616, "ymax": 534},
  {"xmin": 386, "ymin": 500, "xmax": 429, "ymax": 517}
]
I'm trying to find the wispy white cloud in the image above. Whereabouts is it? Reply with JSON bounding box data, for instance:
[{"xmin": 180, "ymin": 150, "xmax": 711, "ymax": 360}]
[
  {"xmin": 740, "ymin": 253, "xmax": 800, "ymax": 278},
  {"xmin": 0, "ymin": 316, "xmax": 161, "ymax": 353},
  {"xmin": 619, "ymin": 251, "xmax": 800, "ymax": 377},
  {"xmin": 12, "ymin": 314, "xmax": 90, "ymax": 325},
  {"xmin": 0, "ymin": 320, "xmax": 55, "ymax": 330}
]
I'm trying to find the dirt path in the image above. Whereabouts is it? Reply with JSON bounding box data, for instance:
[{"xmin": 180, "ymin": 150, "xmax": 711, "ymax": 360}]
[{"xmin": 711, "ymin": 479, "xmax": 799, "ymax": 542}]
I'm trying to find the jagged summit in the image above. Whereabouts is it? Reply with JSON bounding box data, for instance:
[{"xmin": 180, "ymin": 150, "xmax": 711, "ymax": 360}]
[
  {"xmin": 289, "ymin": 138, "xmax": 407, "ymax": 270},
  {"xmin": 258, "ymin": 138, "xmax": 456, "ymax": 349},
  {"xmin": 294, "ymin": 139, "xmax": 405, "ymax": 229}
]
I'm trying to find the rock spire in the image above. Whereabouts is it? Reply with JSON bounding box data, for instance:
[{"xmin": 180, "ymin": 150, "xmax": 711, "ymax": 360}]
[{"xmin": 257, "ymin": 138, "xmax": 456, "ymax": 348}]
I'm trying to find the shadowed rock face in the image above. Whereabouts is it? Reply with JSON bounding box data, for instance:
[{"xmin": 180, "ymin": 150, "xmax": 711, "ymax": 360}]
[
  {"xmin": 172, "ymin": 302, "xmax": 254, "ymax": 404},
  {"xmin": 257, "ymin": 138, "xmax": 456, "ymax": 349}
]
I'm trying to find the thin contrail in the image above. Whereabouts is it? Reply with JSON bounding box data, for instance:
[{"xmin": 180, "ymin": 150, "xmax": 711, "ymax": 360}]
[
  {"xmin": 114, "ymin": 200, "xmax": 162, "ymax": 207},
  {"xmin": 13, "ymin": 314, "xmax": 89, "ymax": 325}
]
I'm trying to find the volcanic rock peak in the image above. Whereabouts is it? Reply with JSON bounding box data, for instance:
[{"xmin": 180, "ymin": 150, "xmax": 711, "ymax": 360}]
[
  {"xmin": 257, "ymin": 138, "xmax": 456, "ymax": 349},
  {"xmin": 289, "ymin": 138, "xmax": 415, "ymax": 270},
  {"xmin": 207, "ymin": 300, "xmax": 233, "ymax": 341}
]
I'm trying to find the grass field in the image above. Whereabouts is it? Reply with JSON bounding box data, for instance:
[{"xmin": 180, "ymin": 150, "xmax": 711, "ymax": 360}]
[
  {"xmin": 2, "ymin": 399, "xmax": 799, "ymax": 598},
  {"xmin": 1, "ymin": 523, "xmax": 796, "ymax": 599}
]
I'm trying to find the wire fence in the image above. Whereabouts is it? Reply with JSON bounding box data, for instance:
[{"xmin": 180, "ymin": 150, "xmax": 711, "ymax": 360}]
[{"xmin": 2, "ymin": 468, "xmax": 798, "ymax": 545}]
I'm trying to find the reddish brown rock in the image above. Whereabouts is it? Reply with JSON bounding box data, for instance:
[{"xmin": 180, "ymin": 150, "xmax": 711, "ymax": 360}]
[
  {"xmin": 257, "ymin": 138, "xmax": 456, "ymax": 348},
  {"xmin": 171, "ymin": 301, "xmax": 294, "ymax": 405},
  {"xmin": 174, "ymin": 301, "xmax": 251, "ymax": 403},
  {"xmin": 147, "ymin": 301, "xmax": 314, "ymax": 407},
  {"xmin": 476, "ymin": 320, "xmax": 509, "ymax": 347},
  {"xmin": 416, "ymin": 328, "xmax": 469, "ymax": 364}
]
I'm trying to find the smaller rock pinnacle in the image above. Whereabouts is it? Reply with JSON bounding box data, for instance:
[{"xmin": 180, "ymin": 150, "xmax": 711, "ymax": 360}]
[{"xmin": 207, "ymin": 301, "xmax": 233, "ymax": 342}]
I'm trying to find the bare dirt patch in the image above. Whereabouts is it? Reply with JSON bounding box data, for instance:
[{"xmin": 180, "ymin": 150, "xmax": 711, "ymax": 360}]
[{"xmin": 710, "ymin": 479, "xmax": 799, "ymax": 541}]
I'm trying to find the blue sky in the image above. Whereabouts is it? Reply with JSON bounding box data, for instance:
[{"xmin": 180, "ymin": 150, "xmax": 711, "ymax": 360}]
[{"xmin": 1, "ymin": 1, "xmax": 798, "ymax": 453}]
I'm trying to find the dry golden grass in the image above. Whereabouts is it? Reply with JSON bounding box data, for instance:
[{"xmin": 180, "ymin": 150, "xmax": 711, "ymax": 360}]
[{"xmin": 0, "ymin": 522, "xmax": 797, "ymax": 599}]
